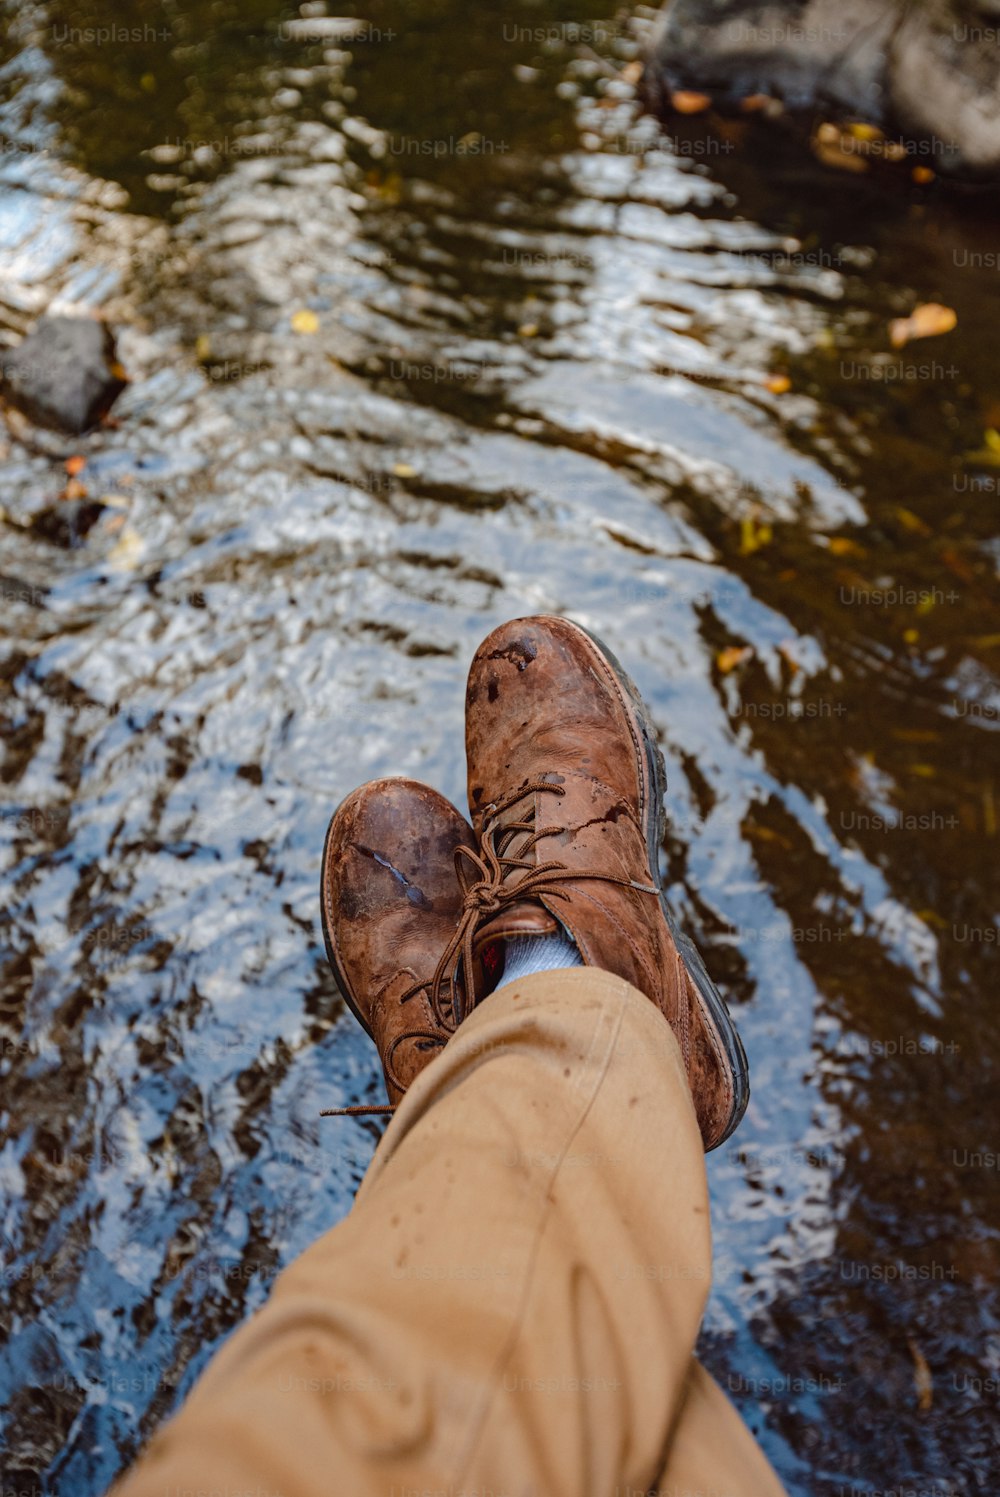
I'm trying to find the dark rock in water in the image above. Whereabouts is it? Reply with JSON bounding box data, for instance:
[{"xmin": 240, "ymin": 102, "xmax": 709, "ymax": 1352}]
[
  {"xmin": 646, "ymin": 0, "xmax": 1000, "ymax": 183},
  {"xmin": 30, "ymin": 498, "xmax": 108, "ymax": 549},
  {"xmin": 0, "ymin": 317, "xmax": 127, "ymax": 434}
]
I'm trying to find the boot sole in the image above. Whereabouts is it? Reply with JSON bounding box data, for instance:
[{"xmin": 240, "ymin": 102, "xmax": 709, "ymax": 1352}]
[{"xmin": 566, "ymin": 618, "xmax": 750, "ymax": 1149}]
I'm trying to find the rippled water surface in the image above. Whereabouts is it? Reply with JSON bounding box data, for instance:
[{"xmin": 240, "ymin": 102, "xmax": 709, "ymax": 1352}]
[{"xmin": 1, "ymin": 3, "xmax": 998, "ymax": 1493}]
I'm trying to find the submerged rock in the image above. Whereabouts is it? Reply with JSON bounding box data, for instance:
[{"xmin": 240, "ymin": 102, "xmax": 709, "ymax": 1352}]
[
  {"xmin": 645, "ymin": 0, "xmax": 1000, "ymax": 183},
  {"xmin": 0, "ymin": 317, "xmax": 127, "ymax": 434}
]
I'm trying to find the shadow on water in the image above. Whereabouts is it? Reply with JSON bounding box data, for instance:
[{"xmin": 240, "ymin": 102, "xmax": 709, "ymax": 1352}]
[{"xmin": 0, "ymin": 1, "xmax": 997, "ymax": 1493}]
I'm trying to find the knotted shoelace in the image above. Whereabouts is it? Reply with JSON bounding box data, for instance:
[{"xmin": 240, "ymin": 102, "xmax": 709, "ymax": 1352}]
[{"xmin": 324, "ymin": 779, "xmax": 658, "ymax": 1119}]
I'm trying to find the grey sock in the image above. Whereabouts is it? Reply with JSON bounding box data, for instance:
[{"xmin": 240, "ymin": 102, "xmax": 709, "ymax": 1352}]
[{"xmin": 494, "ymin": 928, "xmax": 583, "ymax": 991}]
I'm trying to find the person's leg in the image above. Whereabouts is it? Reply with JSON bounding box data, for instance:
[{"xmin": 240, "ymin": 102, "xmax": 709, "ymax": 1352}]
[
  {"xmin": 112, "ymin": 968, "xmax": 785, "ymax": 1497},
  {"xmin": 655, "ymin": 1361, "xmax": 789, "ymax": 1497}
]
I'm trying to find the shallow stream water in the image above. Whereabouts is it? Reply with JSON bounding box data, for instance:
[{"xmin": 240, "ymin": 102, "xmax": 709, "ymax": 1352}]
[{"xmin": 1, "ymin": 3, "xmax": 998, "ymax": 1493}]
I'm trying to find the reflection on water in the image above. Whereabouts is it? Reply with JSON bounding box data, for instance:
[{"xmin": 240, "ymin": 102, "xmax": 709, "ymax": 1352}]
[{"xmin": 1, "ymin": 2, "xmax": 997, "ymax": 1493}]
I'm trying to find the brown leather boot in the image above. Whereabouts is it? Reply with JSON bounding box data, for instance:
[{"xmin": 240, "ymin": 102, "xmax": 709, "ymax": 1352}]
[
  {"xmin": 320, "ymin": 777, "xmax": 482, "ymax": 1111},
  {"xmin": 439, "ymin": 615, "xmax": 749, "ymax": 1151}
]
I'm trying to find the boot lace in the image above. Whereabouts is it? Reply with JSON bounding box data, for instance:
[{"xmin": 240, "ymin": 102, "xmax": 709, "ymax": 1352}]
[
  {"xmin": 321, "ymin": 978, "xmax": 454, "ymax": 1118},
  {"xmin": 427, "ymin": 779, "xmax": 658, "ymax": 1024}
]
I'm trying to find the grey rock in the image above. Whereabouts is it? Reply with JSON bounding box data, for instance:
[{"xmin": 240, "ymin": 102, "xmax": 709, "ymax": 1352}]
[
  {"xmin": 0, "ymin": 317, "xmax": 127, "ymax": 434},
  {"xmin": 646, "ymin": 0, "xmax": 1000, "ymax": 182}
]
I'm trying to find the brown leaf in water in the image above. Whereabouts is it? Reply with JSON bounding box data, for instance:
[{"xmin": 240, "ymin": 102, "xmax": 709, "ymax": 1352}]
[
  {"xmin": 889, "ymin": 303, "xmax": 957, "ymax": 349},
  {"xmin": 812, "ymin": 124, "xmax": 869, "ymax": 174},
  {"xmin": 672, "ymin": 90, "xmax": 711, "ymax": 114},
  {"xmin": 65, "ymin": 455, "xmax": 87, "ymax": 477},
  {"xmin": 907, "ymin": 1338, "xmax": 933, "ymax": 1413},
  {"xmin": 741, "ymin": 94, "xmax": 782, "ymax": 117},
  {"xmin": 828, "ymin": 536, "xmax": 866, "ymax": 558},
  {"xmin": 940, "ymin": 547, "xmax": 975, "ymax": 584},
  {"xmin": 716, "ymin": 645, "xmax": 753, "ymax": 675},
  {"xmin": 749, "ymin": 824, "xmax": 793, "ymax": 849},
  {"xmin": 777, "ymin": 642, "xmax": 800, "ymax": 677}
]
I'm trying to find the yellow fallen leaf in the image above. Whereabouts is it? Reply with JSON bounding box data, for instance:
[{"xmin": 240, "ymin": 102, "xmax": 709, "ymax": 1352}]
[
  {"xmin": 672, "ymin": 90, "xmax": 711, "ymax": 114},
  {"xmin": 917, "ymin": 908, "xmax": 949, "ymax": 929},
  {"xmin": 963, "ymin": 445, "xmax": 1000, "ymax": 468},
  {"xmin": 895, "ymin": 507, "xmax": 931, "ymax": 536},
  {"xmin": 889, "ymin": 302, "xmax": 956, "ymax": 349},
  {"xmin": 65, "ymin": 455, "xmax": 87, "ymax": 477},
  {"xmin": 962, "ymin": 426, "xmax": 1000, "ymax": 467},
  {"xmin": 765, "ymin": 374, "xmax": 791, "ymax": 395},
  {"xmin": 836, "ymin": 121, "xmax": 906, "ymax": 159},
  {"xmin": 392, "ymin": 463, "xmax": 416, "ymax": 478},
  {"xmin": 716, "ymin": 645, "xmax": 753, "ymax": 675},
  {"xmin": 621, "ymin": 61, "xmax": 643, "ymax": 86},
  {"xmin": 291, "ymin": 309, "xmax": 320, "ymax": 335},
  {"xmin": 107, "ymin": 524, "xmax": 144, "ymax": 571},
  {"xmin": 518, "ymin": 323, "xmax": 539, "ymax": 338},
  {"xmin": 912, "ymin": 166, "xmax": 935, "ymax": 185},
  {"xmin": 739, "ymin": 516, "xmax": 772, "ymax": 555},
  {"xmin": 909, "ymin": 764, "xmax": 936, "ymax": 777},
  {"xmin": 903, "ymin": 628, "xmax": 919, "ymax": 644},
  {"xmin": 195, "ymin": 334, "xmax": 212, "ymax": 361},
  {"xmin": 828, "ymin": 537, "xmax": 866, "ymax": 557}
]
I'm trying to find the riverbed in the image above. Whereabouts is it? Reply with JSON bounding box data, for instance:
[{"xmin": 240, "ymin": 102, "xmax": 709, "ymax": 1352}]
[{"xmin": 1, "ymin": 3, "xmax": 997, "ymax": 1493}]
